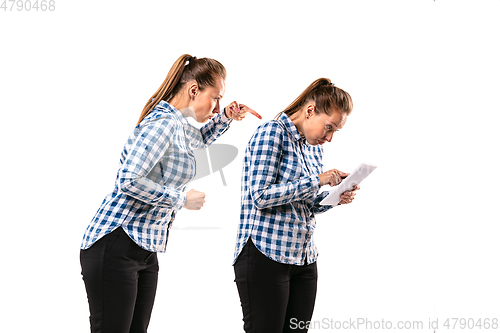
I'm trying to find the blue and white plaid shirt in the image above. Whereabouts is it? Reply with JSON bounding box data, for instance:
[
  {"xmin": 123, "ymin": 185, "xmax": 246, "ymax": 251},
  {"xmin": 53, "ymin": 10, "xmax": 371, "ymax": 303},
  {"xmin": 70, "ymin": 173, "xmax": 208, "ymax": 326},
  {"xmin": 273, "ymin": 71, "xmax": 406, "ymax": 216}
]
[
  {"xmin": 81, "ymin": 101, "xmax": 231, "ymax": 252},
  {"xmin": 233, "ymin": 112, "xmax": 335, "ymax": 266}
]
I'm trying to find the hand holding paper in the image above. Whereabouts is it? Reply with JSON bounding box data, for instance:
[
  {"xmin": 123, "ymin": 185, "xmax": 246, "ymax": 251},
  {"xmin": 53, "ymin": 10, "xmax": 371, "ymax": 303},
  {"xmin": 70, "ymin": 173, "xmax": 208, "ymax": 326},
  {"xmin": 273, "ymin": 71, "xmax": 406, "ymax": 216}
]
[
  {"xmin": 319, "ymin": 163, "xmax": 377, "ymax": 206},
  {"xmin": 339, "ymin": 184, "xmax": 361, "ymax": 205}
]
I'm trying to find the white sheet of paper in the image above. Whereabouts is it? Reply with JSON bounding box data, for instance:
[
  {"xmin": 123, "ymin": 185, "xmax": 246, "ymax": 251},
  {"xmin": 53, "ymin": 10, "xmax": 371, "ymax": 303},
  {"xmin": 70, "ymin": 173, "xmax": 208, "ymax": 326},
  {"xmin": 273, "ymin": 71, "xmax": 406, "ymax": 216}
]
[{"xmin": 319, "ymin": 163, "xmax": 377, "ymax": 206}]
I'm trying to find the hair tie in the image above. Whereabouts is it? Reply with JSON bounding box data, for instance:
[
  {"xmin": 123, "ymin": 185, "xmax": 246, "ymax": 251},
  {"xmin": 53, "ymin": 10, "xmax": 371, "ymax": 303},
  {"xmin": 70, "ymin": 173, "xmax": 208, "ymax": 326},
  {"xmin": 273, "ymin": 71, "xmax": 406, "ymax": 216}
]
[
  {"xmin": 328, "ymin": 82, "xmax": 334, "ymax": 86},
  {"xmin": 187, "ymin": 56, "xmax": 197, "ymax": 65}
]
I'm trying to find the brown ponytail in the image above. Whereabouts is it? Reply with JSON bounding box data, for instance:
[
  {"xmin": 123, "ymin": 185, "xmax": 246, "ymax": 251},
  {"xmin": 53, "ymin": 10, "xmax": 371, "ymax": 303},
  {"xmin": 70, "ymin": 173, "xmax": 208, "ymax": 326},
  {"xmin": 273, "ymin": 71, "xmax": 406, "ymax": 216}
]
[
  {"xmin": 136, "ymin": 54, "xmax": 227, "ymax": 125},
  {"xmin": 278, "ymin": 78, "xmax": 353, "ymax": 119}
]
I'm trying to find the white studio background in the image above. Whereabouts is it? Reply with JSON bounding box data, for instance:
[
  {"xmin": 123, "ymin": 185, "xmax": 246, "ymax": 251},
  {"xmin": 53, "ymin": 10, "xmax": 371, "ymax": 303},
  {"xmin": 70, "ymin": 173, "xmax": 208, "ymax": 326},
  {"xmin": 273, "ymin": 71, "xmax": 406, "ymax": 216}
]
[{"xmin": 1, "ymin": 0, "xmax": 499, "ymax": 332}]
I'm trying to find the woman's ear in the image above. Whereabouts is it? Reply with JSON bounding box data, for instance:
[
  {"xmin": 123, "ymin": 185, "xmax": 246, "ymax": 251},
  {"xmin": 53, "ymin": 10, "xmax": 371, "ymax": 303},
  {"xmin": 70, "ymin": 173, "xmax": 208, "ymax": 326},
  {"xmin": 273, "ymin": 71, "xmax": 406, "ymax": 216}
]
[
  {"xmin": 305, "ymin": 103, "xmax": 316, "ymax": 119},
  {"xmin": 188, "ymin": 82, "xmax": 198, "ymax": 100}
]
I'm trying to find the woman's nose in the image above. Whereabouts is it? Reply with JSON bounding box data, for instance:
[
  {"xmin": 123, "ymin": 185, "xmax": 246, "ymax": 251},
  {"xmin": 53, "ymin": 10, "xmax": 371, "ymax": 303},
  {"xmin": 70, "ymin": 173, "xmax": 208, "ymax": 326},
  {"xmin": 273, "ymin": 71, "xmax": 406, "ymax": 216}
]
[{"xmin": 213, "ymin": 101, "xmax": 220, "ymax": 114}]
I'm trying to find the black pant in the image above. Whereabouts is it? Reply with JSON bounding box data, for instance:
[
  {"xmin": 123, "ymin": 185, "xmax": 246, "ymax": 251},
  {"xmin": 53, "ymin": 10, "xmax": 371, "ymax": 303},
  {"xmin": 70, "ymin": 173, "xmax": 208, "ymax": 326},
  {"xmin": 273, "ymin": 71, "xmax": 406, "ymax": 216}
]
[
  {"xmin": 80, "ymin": 227, "xmax": 159, "ymax": 333},
  {"xmin": 234, "ymin": 239, "xmax": 318, "ymax": 333}
]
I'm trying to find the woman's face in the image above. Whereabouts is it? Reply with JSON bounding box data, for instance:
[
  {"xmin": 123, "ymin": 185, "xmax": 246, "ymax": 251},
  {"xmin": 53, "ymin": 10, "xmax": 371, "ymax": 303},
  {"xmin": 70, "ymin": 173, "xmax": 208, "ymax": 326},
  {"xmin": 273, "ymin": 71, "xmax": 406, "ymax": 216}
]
[
  {"xmin": 192, "ymin": 78, "xmax": 225, "ymax": 123},
  {"xmin": 302, "ymin": 107, "xmax": 347, "ymax": 146}
]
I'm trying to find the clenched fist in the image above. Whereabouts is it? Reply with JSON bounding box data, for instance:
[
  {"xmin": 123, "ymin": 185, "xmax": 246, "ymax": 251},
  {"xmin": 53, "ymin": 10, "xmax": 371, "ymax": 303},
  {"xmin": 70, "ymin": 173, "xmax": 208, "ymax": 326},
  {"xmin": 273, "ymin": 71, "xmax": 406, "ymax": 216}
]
[{"xmin": 183, "ymin": 189, "xmax": 206, "ymax": 210}]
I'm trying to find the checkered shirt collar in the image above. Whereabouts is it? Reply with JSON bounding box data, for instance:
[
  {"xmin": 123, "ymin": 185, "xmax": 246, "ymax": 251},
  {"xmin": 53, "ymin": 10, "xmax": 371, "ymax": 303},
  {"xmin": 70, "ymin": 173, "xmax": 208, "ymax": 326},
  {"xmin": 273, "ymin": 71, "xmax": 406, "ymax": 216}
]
[
  {"xmin": 155, "ymin": 101, "xmax": 188, "ymax": 127},
  {"xmin": 278, "ymin": 112, "xmax": 307, "ymax": 143}
]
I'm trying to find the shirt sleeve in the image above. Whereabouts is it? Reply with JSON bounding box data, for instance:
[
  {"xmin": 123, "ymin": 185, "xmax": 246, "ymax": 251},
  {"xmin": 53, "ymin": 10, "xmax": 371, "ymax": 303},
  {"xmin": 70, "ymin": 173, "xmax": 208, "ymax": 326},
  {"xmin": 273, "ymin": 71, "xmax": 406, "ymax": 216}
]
[
  {"xmin": 307, "ymin": 191, "xmax": 335, "ymax": 214},
  {"xmin": 303, "ymin": 146, "xmax": 337, "ymax": 215},
  {"xmin": 199, "ymin": 112, "xmax": 232, "ymax": 147},
  {"xmin": 117, "ymin": 117, "xmax": 186, "ymax": 210},
  {"xmin": 248, "ymin": 122, "xmax": 321, "ymax": 210}
]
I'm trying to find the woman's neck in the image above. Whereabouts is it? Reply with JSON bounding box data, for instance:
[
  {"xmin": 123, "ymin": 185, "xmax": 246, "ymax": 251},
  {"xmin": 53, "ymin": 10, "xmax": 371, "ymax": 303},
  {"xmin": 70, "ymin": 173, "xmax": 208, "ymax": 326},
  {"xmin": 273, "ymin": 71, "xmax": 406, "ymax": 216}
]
[
  {"xmin": 169, "ymin": 93, "xmax": 197, "ymax": 121},
  {"xmin": 289, "ymin": 111, "xmax": 305, "ymax": 137}
]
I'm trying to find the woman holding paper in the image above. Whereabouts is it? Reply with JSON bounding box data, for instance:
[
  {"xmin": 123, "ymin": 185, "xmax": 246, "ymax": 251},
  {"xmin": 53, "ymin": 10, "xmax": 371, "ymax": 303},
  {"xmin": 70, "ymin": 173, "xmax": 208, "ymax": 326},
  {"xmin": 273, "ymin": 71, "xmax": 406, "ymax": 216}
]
[
  {"xmin": 80, "ymin": 54, "xmax": 260, "ymax": 333},
  {"xmin": 233, "ymin": 78, "xmax": 359, "ymax": 333}
]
